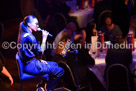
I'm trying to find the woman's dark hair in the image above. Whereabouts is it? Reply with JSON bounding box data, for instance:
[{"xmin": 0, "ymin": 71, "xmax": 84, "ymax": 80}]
[
  {"xmin": 85, "ymin": 22, "xmax": 96, "ymax": 43},
  {"xmin": 23, "ymin": 15, "xmax": 36, "ymax": 26},
  {"xmin": 18, "ymin": 15, "xmax": 37, "ymax": 44}
]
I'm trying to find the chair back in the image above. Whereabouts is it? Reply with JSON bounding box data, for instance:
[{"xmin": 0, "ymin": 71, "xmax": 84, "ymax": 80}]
[
  {"xmin": 16, "ymin": 53, "xmax": 24, "ymax": 78},
  {"xmin": 107, "ymin": 64, "xmax": 130, "ymax": 91},
  {"xmin": 16, "ymin": 53, "xmax": 50, "ymax": 91},
  {"xmin": 58, "ymin": 61, "xmax": 77, "ymax": 87},
  {"xmin": 58, "ymin": 61, "xmax": 90, "ymax": 91}
]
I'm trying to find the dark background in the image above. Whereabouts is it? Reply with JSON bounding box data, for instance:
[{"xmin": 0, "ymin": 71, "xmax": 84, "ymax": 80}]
[{"xmin": 0, "ymin": 0, "xmax": 21, "ymax": 21}]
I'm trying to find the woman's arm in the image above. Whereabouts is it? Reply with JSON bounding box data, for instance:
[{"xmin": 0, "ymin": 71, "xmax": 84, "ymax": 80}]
[
  {"xmin": 1, "ymin": 66, "xmax": 13, "ymax": 85},
  {"xmin": 41, "ymin": 30, "xmax": 49, "ymax": 54}
]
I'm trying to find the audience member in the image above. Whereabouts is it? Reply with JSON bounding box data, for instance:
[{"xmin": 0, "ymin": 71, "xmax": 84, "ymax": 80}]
[
  {"xmin": 63, "ymin": 31, "xmax": 95, "ymax": 90},
  {"xmin": 17, "ymin": 15, "xmax": 64, "ymax": 90},
  {"xmin": 51, "ymin": 21, "xmax": 95, "ymax": 90},
  {"xmin": 85, "ymin": 22, "xmax": 98, "ymax": 44},
  {"xmin": 93, "ymin": 0, "xmax": 112, "ymax": 30},
  {"xmin": 100, "ymin": 13, "xmax": 122, "ymax": 42},
  {"xmin": 112, "ymin": 0, "xmax": 130, "ymax": 38},
  {"xmin": 52, "ymin": 21, "xmax": 95, "ymax": 84},
  {"xmin": 51, "ymin": 22, "xmax": 77, "ymax": 59},
  {"xmin": 104, "ymin": 38, "xmax": 135, "ymax": 91}
]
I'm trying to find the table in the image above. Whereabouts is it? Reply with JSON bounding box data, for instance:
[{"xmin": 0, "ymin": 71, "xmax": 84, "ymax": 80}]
[
  {"xmin": 89, "ymin": 53, "xmax": 106, "ymax": 88},
  {"xmin": 69, "ymin": 8, "xmax": 94, "ymax": 28},
  {"xmin": 89, "ymin": 50, "xmax": 136, "ymax": 88}
]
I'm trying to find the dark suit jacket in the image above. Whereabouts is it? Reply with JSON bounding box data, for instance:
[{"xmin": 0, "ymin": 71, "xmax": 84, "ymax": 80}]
[
  {"xmin": 106, "ymin": 49, "xmax": 132, "ymax": 68},
  {"xmin": 104, "ymin": 48, "xmax": 135, "ymax": 90},
  {"xmin": 104, "ymin": 48, "xmax": 133, "ymax": 81}
]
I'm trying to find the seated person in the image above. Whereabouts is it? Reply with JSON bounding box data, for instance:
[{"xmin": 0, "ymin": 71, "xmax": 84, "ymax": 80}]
[
  {"xmin": 104, "ymin": 38, "xmax": 135, "ymax": 90},
  {"xmin": 64, "ymin": 32, "xmax": 95, "ymax": 90},
  {"xmin": 85, "ymin": 22, "xmax": 98, "ymax": 44},
  {"xmin": 51, "ymin": 21, "xmax": 77, "ymax": 62},
  {"xmin": 17, "ymin": 15, "xmax": 64, "ymax": 90},
  {"xmin": 0, "ymin": 55, "xmax": 13, "ymax": 90},
  {"xmin": 100, "ymin": 13, "xmax": 122, "ymax": 42},
  {"xmin": 93, "ymin": 0, "xmax": 112, "ymax": 30}
]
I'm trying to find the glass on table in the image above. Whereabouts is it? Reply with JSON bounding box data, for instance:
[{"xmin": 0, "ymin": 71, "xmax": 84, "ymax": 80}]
[
  {"xmin": 89, "ymin": 48, "xmax": 98, "ymax": 59},
  {"xmin": 98, "ymin": 31, "xmax": 104, "ymax": 43},
  {"xmin": 97, "ymin": 48, "xmax": 107, "ymax": 59},
  {"xmin": 127, "ymin": 33, "xmax": 135, "ymax": 51}
]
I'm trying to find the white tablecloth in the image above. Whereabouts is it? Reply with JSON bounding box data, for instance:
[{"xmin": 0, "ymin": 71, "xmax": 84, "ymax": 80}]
[{"xmin": 69, "ymin": 8, "xmax": 94, "ymax": 28}]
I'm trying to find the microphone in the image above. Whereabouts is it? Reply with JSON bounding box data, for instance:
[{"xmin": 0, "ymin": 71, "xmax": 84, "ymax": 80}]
[{"xmin": 37, "ymin": 28, "xmax": 53, "ymax": 37}]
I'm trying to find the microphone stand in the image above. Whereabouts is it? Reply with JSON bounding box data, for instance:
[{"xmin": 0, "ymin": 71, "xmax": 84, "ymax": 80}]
[{"xmin": 72, "ymin": 49, "xmax": 79, "ymax": 91}]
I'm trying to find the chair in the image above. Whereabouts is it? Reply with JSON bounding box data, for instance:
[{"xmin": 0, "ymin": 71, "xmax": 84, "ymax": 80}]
[
  {"xmin": 106, "ymin": 64, "xmax": 130, "ymax": 91},
  {"xmin": 16, "ymin": 53, "xmax": 49, "ymax": 91},
  {"xmin": 58, "ymin": 61, "xmax": 90, "ymax": 91}
]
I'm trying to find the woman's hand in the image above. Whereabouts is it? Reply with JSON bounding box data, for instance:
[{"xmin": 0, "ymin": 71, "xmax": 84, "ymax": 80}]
[
  {"xmin": 41, "ymin": 60, "xmax": 48, "ymax": 64},
  {"xmin": 9, "ymin": 76, "xmax": 14, "ymax": 85},
  {"xmin": 42, "ymin": 30, "xmax": 49, "ymax": 38}
]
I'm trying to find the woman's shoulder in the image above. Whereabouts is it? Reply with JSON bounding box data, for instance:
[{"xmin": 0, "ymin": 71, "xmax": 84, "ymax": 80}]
[{"xmin": 24, "ymin": 33, "xmax": 36, "ymax": 43}]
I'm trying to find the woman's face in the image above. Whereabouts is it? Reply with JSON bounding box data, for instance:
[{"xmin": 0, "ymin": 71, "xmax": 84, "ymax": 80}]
[
  {"xmin": 29, "ymin": 18, "xmax": 39, "ymax": 32},
  {"xmin": 105, "ymin": 17, "xmax": 112, "ymax": 25}
]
